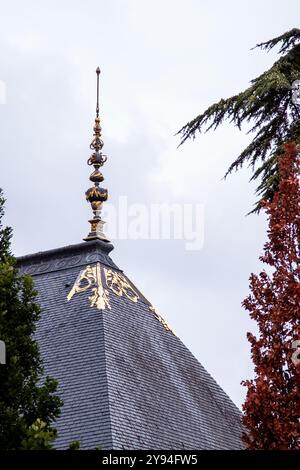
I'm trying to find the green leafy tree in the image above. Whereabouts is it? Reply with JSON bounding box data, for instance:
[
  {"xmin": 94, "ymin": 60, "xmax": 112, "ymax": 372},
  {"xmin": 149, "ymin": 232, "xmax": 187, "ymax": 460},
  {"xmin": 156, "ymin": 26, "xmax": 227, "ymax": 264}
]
[
  {"xmin": 178, "ymin": 28, "xmax": 300, "ymax": 212},
  {"xmin": 21, "ymin": 419, "xmax": 56, "ymax": 450},
  {"xmin": 0, "ymin": 189, "xmax": 62, "ymax": 450}
]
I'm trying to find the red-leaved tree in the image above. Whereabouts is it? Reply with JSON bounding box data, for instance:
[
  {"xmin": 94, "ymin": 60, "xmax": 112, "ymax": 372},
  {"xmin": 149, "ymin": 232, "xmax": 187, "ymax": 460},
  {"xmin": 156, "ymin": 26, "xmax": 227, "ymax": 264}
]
[{"xmin": 242, "ymin": 142, "xmax": 300, "ymax": 450}]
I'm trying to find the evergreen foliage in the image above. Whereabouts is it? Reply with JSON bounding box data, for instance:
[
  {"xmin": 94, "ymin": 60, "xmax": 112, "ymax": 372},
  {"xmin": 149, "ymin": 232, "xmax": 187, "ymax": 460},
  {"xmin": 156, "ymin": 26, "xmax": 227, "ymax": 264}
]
[
  {"xmin": 0, "ymin": 189, "xmax": 62, "ymax": 450},
  {"xmin": 178, "ymin": 29, "xmax": 300, "ymax": 212}
]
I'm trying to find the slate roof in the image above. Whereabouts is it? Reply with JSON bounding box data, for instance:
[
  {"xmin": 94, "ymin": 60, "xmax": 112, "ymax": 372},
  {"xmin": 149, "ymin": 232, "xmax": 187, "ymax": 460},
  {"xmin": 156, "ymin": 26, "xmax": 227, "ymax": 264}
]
[{"xmin": 17, "ymin": 240, "xmax": 244, "ymax": 450}]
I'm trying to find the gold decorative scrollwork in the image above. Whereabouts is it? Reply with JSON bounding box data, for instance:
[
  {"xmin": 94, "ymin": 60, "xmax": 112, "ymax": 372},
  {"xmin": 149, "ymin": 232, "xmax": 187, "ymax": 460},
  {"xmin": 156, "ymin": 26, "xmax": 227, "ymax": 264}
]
[
  {"xmin": 67, "ymin": 263, "xmax": 173, "ymax": 335},
  {"xmin": 103, "ymin": 268, "xmax": 139, "ymax": 303},
  {"xmin": 149, "ymin": 305, "xmax": 176, "ymax": 336},
  {"xmin": 67, "ymin": 263, "xmax": 110, "ymax": 310}
]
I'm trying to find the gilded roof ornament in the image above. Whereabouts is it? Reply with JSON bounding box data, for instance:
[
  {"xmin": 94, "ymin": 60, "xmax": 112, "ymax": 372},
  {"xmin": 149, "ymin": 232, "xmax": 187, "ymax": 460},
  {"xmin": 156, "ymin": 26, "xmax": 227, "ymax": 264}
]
[{"xmin": 84, "ymin": 67, "xmax": 109, "ymax": 241}]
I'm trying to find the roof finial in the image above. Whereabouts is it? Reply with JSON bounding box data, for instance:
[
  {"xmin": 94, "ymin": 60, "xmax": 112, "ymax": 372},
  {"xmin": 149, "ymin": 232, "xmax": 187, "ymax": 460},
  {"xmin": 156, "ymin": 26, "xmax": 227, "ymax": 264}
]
[{"xmin": 84, "ymin": 67, "xmax": 109, "ymax": 242}]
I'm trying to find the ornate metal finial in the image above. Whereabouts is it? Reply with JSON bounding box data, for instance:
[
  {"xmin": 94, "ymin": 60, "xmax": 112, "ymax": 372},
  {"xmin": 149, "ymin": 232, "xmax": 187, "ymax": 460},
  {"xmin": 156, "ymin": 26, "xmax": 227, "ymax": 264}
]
[{"xmin": 84, "ymin": 67, "xmax": 109, "ymax": 242}]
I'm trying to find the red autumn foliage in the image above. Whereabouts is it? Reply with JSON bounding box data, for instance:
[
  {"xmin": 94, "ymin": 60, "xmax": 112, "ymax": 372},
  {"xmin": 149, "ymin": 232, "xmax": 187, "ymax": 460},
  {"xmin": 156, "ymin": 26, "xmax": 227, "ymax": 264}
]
[{"xmin": 242, "ymin": 142, "xmax": 300, "ymax": 450}]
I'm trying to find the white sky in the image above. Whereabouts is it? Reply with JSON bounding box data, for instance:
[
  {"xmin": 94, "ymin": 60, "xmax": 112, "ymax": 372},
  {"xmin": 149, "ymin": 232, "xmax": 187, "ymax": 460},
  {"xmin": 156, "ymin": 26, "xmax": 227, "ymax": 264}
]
[{"xmin": 0, "ymin": 0, "xmax": 298, "ymax": 409}]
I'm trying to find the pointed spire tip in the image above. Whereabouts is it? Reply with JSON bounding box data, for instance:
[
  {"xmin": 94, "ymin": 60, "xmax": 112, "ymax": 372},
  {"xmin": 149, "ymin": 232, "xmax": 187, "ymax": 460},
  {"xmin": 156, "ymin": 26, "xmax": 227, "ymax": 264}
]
[{"xmin": 84, "ymin": 67, "xmax": 109, "ymax": 242}]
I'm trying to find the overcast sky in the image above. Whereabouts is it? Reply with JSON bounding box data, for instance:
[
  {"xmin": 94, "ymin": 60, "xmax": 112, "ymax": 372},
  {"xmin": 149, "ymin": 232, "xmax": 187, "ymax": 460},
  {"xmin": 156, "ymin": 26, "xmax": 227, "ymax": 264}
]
[{"xmin": 0, "ymin": 0, "xmax": 298, "ymax": 409}]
